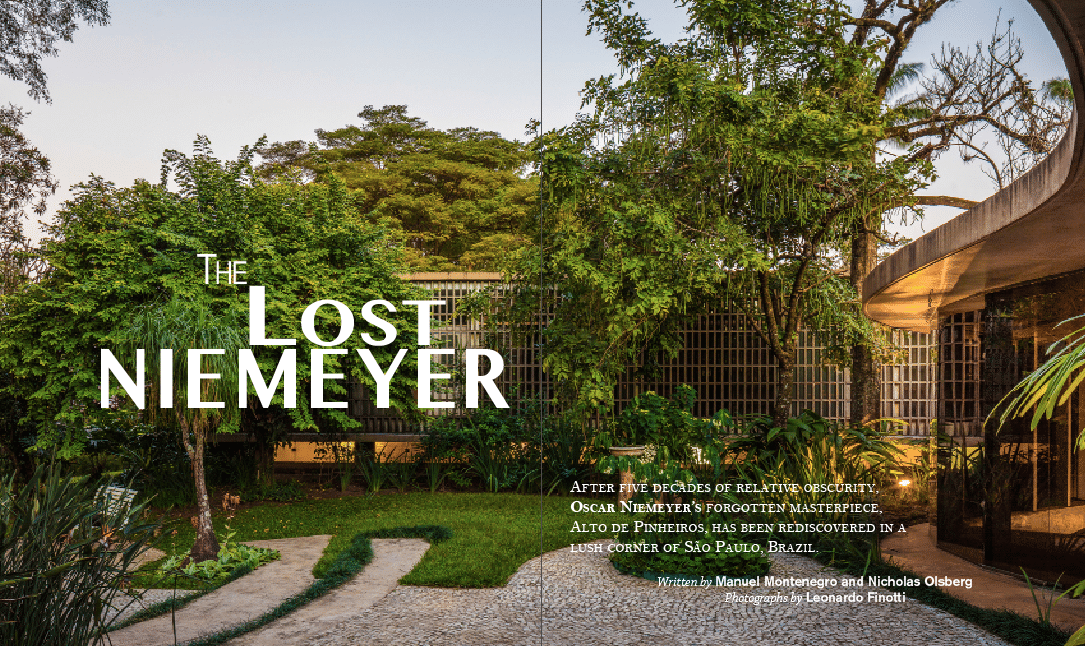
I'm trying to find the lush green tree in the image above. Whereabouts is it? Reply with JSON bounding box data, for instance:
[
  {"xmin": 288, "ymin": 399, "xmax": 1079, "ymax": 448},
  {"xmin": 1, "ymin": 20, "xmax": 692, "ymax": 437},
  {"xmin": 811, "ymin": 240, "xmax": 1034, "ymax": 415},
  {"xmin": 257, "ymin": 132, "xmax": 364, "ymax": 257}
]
[
  {"xmin": 0, "ymin": 104, "xmax": 55, "ymax": 294},
  {"xmin": 0, "ymin": 0, "xmax": 109, "ymax": 103},
  {"xmin": 514, "ymin": 0, "xmax": 1072, "ymax": 427},
  {"xmin": 0, "ymin": 0, "xmax": 109, "ymax": 476},
  {"xmin": 123, "ymin": 297, "xmax": 243, "ymax": 561},
  {"xmin": 258, "ymin": 105, "xmax": 537, "ymax": 271},
  {"xmin": 0, "ymin": 0, "xmax": 109, "ymax": 288},
  {"xmin": 0, "ymin": 138, "xmax": 423, "ymax": 470},
  {"xmin": 526, "ymin": 0, "xmax": 909, "ymax": 426},
  {"xmin": 0, "ymin": 0, "xmax": 108, "ymax": 288}
]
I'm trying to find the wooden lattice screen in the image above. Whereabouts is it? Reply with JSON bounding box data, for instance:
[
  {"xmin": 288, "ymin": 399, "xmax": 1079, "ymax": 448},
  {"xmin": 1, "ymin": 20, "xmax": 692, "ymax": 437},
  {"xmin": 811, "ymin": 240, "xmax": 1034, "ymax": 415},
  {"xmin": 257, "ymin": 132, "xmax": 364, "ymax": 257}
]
[{"xmin": 348, "ymin": 272, "xmax": 936, "ymax": 436}]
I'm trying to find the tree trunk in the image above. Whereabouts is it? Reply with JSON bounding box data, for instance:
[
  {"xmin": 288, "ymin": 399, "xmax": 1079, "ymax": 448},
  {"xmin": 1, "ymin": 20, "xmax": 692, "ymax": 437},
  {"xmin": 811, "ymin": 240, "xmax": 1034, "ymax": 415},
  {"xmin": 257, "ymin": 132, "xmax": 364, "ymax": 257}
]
[
  {"xmin": 180, "ymin": 418, "xmax": 220, "ymax": 563},
  {"xmin": 849, "ymin": 222, "xmax": 881, "ymax": 427},
  {"xmin": 773, "ymin": 354, "xmax": 795, "ymax": 429}
]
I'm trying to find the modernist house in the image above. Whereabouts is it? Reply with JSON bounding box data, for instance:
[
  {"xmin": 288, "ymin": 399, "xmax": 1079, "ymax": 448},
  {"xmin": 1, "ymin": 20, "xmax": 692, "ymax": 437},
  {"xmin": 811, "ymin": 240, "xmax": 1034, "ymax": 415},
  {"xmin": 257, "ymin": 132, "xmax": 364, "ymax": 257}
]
[{"xmin": 862, "ymin": 0, "xmax": 1085, "ymax": 582}]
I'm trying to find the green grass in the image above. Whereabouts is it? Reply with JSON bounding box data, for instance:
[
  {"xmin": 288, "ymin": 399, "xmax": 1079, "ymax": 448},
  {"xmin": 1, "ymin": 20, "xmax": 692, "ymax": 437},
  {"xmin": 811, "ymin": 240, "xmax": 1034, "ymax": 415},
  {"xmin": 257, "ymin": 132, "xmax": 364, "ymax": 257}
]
[{"xmin": 152, "ymin": 493, "xmax": 623, "ymax": 588}]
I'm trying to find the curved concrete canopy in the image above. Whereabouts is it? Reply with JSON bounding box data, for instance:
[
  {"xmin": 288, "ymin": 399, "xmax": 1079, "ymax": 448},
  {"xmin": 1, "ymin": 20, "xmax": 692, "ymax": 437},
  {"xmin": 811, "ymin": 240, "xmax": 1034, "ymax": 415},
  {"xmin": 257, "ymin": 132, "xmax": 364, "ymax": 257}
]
[{"xmin": 862, "ymin": 0, "xmax": 1085, "ymax": 332}]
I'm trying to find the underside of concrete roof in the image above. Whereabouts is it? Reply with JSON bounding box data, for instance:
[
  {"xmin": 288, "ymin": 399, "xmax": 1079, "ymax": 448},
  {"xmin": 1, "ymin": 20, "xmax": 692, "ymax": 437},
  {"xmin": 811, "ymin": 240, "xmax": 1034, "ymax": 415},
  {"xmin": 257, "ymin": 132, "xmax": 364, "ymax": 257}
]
[{"xmin": 862, "ymin": 0, "xmax": 1085, "ymax": 332}]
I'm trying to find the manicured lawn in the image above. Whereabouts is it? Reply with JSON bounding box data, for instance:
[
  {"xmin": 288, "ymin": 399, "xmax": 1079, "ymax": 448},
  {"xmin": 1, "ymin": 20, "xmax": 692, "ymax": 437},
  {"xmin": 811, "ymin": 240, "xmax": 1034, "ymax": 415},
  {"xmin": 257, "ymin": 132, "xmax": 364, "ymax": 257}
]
[{"xmin": 150, "ymin": 493, "xmax": 623, "ymax": 588}]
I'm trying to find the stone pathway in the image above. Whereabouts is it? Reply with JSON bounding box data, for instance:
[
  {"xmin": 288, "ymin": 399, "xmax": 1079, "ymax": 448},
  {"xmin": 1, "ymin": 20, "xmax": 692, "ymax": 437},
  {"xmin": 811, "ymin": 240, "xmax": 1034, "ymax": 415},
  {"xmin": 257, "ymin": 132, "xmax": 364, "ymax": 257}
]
[
  {"xmin": 109, "ymin": 533, "xmax": 1066, "ymax": 645},
  {"xmin": 229, "ymin": 538, "xmax": 429, "ymax": 646},
  {"xmin": 106, "ymin": 535, "xmax": 331, "ymax": 646},
  {"xmin": 297, "ymin": 541, "xmax": 1011, "ymax": 646},
  {"xmin": 882, "ymin": 523, "xmax": 1085, "ymax": 632}
]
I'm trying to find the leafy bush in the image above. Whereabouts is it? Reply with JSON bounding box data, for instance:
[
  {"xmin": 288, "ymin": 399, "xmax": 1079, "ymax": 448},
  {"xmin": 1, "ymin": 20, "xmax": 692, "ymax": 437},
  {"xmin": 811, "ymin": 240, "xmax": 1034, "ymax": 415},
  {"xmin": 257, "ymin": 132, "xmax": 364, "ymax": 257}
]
[
  {"xmin": 314, "ymin": 441, "xmax": 357, "ymax": 492},
  {"xmin": 598, "ymin": 399, "xmax": 895, "ymax": 575},
  {"xmin": 383, "ymin": 448, "xmax": 417, "ymax": 491},
  {"xmin": 723, "ymin": 410, "xmax": 900, "ymax": 470},
  {"xmin": 598, "ymin": 389, "xmax": 753, "ymax": 577},
  {"xmin": 422, "ymin": 404, "xmax": 539, "ymax": 492},
  {"xmin": 155, "ymin": 529, "xmax": 279, "ymax": 585},
  {"xmin": 0, "ymin": 465, "xmax": 156, "ymax": 645},
  {"xmin": 724, "ymin": 412, "xmax": 899, "ymax": 547},
  {"xmin": 602, "ymin": 385, "xmax": 706, "ymax": 465},
  {"xmin": 204, "ymin": 442, "xmax": 259, "ymax": 490},
  {"xmin": 114, "ymin": 423, "xmax": 195, "ymax": 508},
  {"xmin": 541, "ymin": 415, "xmax": 596, "ymax": 495},
  {"xmin": 67, "ymin": 452, "xmax": 126, "ymax": 479}
]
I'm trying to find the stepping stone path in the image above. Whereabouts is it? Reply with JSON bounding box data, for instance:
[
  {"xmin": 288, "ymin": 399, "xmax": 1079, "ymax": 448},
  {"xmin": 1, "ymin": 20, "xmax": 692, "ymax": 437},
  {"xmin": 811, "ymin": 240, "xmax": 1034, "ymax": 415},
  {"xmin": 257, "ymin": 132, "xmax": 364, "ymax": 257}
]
[
  {"xmin": 229, "ymin": 538, "xmax": 429, "ymax": 646},
  {"xmin": 106, "ymin": 535, "xmax": 332, "ymax": 646}
]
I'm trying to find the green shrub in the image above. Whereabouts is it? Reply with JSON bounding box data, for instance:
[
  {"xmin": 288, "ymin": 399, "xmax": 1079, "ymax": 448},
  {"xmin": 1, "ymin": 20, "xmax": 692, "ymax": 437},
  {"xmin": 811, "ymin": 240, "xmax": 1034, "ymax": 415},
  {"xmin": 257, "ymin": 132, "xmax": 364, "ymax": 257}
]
[
  {"xmin": 541, "ymin": 416, "xmax": 596, "ymax": 495},
  {"xmin": 0, "ymin": 465, "xmax": 156, "ymax": 645},
  {"xmin": 601, "ymin": 385, "xmax": 705, "ymax": 465},
  {"xmin": 422, "ymin": 404, "xmax": 539, "ymax": 492},
  {"xmin": 724, "ymin": 412, "xmax": 898, "ymax": 547},
  {"xmin": 67, "ymin": 452, "xmax": 126, "ymax": 479},
  {"xmin": 115, "ymin": 424, "xmax": 195, "ymax": 508},
  {"xmin": 597, "ymin": 400, "xmax": 894, "ymax": 576},
  {"xmin": 155, "ymin": 529, "xmax": 279, "ymax": 585}
]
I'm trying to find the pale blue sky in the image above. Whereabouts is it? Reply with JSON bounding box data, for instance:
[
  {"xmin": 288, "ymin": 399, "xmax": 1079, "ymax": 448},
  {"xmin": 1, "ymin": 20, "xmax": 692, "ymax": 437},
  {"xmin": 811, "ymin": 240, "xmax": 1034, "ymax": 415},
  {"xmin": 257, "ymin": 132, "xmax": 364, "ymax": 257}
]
[{"xmin": 0, "ymin": 0, "xmax": 1067, "ymax": 241}]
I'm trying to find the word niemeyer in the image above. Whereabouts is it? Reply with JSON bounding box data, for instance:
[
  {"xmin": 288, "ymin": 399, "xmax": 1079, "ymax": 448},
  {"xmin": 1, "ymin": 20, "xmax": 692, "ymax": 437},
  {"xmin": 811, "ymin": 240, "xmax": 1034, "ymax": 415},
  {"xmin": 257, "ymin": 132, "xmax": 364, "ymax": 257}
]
[{"xmin": 101, "ymin": 285, "xmax": 507, "ymax": 410}]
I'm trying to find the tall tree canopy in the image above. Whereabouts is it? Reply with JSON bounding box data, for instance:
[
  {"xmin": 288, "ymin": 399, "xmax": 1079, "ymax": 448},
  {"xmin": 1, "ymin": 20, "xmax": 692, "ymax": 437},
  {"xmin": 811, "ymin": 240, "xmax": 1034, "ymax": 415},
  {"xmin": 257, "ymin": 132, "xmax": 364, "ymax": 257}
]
[
  {"xmin": 0, "ymin": 0, "xmax": 109, "ymax": 476},
  {"xmin": 0, "ymin": 138, "xmax": 423, "ymax": 458},
  {"xmin": 0, "ymin": 138, "xmax": 426, "ymax": 557},
  {"xmin": 0, "ymin": 0, "xmax": 110, "ymax": 293},
  {"xmin": 844, "ymin": 4, "xmax": 1072, "ymax": 423},
  {"xmin": 527, "ymin": 0, "xmax": 910, "ymax": 425},
  {"xmin": 0, "ymin": 104, "xmax": 54, "ymax": 294},
  {"xmin": 258, "ymin": 105, "xmax": 538, "ymax": 271},
  {"xmin": 0, "ymin": 0, "xmax": 109, "ymax": 103},
  {"xmin": 510, "ymin": 0, "xmax": 1072, "ymax": 427}
]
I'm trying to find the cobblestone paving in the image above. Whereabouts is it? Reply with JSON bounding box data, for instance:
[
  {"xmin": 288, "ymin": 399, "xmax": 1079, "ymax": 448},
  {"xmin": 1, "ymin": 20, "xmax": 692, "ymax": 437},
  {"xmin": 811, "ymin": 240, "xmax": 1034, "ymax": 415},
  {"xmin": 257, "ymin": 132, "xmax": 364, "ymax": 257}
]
[{"xmin": 304, "ymin": 541, "xmax": 1011, "ymax": 646}]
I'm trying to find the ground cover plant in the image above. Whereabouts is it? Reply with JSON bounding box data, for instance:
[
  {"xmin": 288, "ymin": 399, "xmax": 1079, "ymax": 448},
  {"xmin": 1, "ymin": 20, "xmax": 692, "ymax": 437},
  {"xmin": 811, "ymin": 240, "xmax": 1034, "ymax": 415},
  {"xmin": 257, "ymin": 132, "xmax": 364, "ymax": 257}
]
[{"xmin": 133, "ymin": 528, "xmax": 280, "ymax": 590}]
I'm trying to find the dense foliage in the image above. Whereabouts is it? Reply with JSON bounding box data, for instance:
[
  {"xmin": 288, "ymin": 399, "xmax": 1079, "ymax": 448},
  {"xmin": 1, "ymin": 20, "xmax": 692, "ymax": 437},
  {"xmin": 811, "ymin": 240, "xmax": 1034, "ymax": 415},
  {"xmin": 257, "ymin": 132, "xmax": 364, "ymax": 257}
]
[
  {"xmin": 0, "ymin": 137, "xmax": 424, "ymax": 560},
  {"xmin": 258, "ymin": 105, "xmax": 537, "ymax": 271},
  {"xmin": 0, "ymin": 0, "xmax": 109, "ymax": 103},
  {"xmin": 421, "ymin": 403, "xmax": 540, "ymax": 493},
  {"xmin": 599, "ymin": 392, "xmax": 896, "ymax": 577},
  {"xmin": 515, "ymin": 0, "xmax": 914, "ymax": 423},
  {"xmin": 0, "ymin": 138, "xmax": 423, "ymax": 457}
]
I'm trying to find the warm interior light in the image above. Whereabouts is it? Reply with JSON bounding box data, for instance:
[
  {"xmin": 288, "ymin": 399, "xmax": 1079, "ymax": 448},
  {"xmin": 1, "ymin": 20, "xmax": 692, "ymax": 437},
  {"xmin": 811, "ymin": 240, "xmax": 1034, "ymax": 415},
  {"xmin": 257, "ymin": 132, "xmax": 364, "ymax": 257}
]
[{"xmin": 899, "ymin": 479, "xmax": 911, "ymax": 487}]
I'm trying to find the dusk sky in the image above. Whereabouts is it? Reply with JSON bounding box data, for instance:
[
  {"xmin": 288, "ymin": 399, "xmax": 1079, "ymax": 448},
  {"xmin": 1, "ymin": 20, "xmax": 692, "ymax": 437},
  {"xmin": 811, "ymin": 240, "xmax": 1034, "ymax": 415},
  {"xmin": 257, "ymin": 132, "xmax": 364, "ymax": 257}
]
[{"xmin": 0, "ymin": 0, "xmax": 1067, "ymax": 242}]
